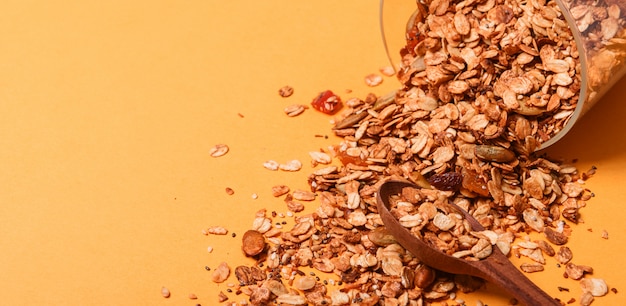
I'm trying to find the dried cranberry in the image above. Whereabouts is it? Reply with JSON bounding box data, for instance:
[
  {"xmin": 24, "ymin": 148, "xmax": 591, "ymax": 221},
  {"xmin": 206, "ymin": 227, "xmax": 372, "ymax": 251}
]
[
  {"xmin": 311, "ymin": 90, "xmax": 341, "ymax": 114},
  {"xmin": 427, "ymin": 172, "xmax": 462, "ymax": 191}
]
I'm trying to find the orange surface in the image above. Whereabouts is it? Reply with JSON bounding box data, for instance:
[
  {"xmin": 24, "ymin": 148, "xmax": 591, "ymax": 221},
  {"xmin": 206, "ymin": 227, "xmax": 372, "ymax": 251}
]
[{"xmin": 0, "ymin": 1, "xmax": 624, "ymax": 305}]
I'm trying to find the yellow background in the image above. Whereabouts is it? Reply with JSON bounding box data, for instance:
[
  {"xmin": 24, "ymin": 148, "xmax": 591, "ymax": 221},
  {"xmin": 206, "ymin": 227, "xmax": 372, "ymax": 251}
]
[{"xmin": 0, "ymin": 0, "xmax": 623, "ymax": 305}]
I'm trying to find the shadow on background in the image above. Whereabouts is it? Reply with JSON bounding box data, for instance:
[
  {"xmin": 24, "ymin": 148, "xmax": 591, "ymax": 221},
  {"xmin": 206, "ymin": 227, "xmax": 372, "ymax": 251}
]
[{"xmin": 544, "ymin": 75, "xmax": 626, "ymax": 162}]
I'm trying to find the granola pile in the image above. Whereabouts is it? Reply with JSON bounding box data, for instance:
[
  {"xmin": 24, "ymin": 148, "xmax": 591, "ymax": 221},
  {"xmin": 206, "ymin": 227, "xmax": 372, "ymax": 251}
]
[{"xmin": 200, "ymin": 0, "xmax": 625, "ymax": 305}]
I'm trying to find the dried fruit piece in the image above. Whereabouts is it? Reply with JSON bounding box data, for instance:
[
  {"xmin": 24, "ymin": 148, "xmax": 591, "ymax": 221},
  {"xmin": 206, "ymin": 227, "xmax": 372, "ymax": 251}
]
[
  {"xmin": 461, "ymin": 168, "xmax": 490, "ymax": 197},
  {"xmin": 428, "ymin": 172, "xmax": 462, "ymax": 191},
  {"xmin": 242, "ymin": 230, "xmax": 266, "ymax": 257},
  {"xmin": 367, "ymin": 227, "xmax": 398, "ymax": 246},
  {"xmin": 311, "ymin": 90, "xmax": 341, "ymax": 114}
]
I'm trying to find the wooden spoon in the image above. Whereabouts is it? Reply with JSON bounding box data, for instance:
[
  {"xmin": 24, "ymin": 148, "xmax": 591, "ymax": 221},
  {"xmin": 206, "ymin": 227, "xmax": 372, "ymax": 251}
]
[{"xmin": 376, "ymin": 180, "xmax": 560, "ymax": 306}]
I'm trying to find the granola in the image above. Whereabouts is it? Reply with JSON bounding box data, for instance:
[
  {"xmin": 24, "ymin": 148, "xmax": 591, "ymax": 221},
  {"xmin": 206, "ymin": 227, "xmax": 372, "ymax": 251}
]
[{"xmin": 201, "ymin": 0, "xmax": 619, "ymax": 304}]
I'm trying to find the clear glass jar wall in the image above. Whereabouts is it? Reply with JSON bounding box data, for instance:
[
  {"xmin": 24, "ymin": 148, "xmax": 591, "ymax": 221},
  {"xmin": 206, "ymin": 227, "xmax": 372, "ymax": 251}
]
[{"xmin": 380, "ymin": 0, "xmax": 626, "ymax": 149}]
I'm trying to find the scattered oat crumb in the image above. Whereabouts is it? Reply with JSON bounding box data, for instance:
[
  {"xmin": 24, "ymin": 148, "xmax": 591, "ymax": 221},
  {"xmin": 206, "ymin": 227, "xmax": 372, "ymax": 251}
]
[
  {"xmin": 206, "ymin": 226, "xmax": 228, "ymax": 235},
  {"xmin": 601, "ymin": 229, "xmax": 608, "ymax": 239},
  {"xmin": 263, "ymin": 160, "xmax": 280, "ymax": 171},
  {"xmin": 364, "ymin": 73, "xmax": 383, "ymax": 87},
  {"xmin": 278, "ymin": 159, "xmax": 302, "ymax": 172},
  {"xmin": 209, "ymin": 144, "xmax": 229, "ymax": 157},
  {"xmin": 237, "ymin": 113, "xmax": 244, "ymax": 118},
  {"xmin": 251, "ymin": 193, "xmax": 258, "ymax": 199},
  {"xmin": 379, "ymin": 65, "xmax": 395, "ymax": 76},
  {"xmin": 188, "ymin": 293, "xmax": 198, "ymax": 299},
  {"xmin": 161, "ymin": 286, "xmax": 171, "ymax": 298},
  {"xmin": 225, "ymin": 187, "xmax": 235, "ymax": 195},
  {"xmin": 207, "ymin": 246, "xmax": 213, "ymax": 253},
  {"xmin": 271, "ymin": 185, "xmax": 290, "ymax": 197}
]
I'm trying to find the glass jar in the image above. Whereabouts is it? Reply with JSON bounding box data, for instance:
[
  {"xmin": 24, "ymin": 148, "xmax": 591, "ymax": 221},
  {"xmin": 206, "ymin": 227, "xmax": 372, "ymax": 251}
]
[{"xmin": 380, "ymin": 0, "xmax": 626, "ymax": 149}]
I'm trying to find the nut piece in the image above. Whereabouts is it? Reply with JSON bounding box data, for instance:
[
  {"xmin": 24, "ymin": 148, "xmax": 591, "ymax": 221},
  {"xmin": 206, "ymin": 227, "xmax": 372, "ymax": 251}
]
[
  {"xmin": 414, "ymin": 264, "xmax": 436, "ymax": 288},
  {"xmin": 279, "ymin": 85, "xmax": 294, "ymax": 97},
  {"xmin": 209, "ymin": 144, "xmax": 229, "ymax": 157},
  {"xmin": 474, "ymin": 145, "xmax": 516, "ymax": 163},
  {"xmin": 211, "ymin": 262, "xmax": 230, "ymax": 283},
  {"xmin": 242, "ymin": 230, "xmax": 266, "ymax": 257}
]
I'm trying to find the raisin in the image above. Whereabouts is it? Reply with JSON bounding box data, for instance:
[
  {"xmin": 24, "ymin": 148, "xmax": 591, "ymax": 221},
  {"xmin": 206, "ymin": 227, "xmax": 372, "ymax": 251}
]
[{"xmin": 427, "ymin": 172, "xmax": 462, "ymax": 191}]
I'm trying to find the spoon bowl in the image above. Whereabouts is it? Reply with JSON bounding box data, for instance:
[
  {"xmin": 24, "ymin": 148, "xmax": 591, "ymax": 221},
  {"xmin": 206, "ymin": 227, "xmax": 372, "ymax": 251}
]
[{"xmin": 376, "ymin": 179, "xmax": 560, "ymax": 306}]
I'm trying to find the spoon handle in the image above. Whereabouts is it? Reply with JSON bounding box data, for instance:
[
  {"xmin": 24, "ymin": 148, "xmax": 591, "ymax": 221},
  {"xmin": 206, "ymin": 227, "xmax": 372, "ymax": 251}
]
[{"xmin": 477, "ymin": 255, "xmax": 560, "ymax": 306}]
